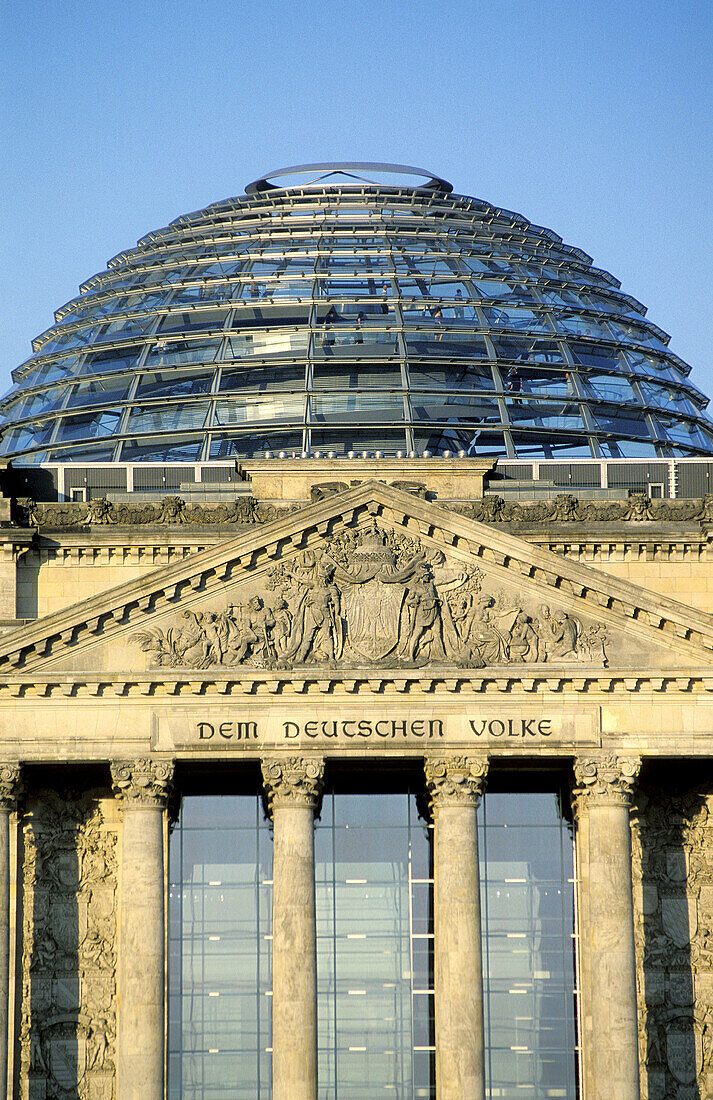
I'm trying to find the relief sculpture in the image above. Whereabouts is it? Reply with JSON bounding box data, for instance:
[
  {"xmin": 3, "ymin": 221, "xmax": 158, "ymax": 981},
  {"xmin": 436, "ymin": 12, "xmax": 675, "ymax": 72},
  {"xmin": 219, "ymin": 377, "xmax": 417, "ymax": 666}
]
[
  {"xmin": 20, "ymin": 791, "xmax": 117, "ymax": 1099},
  {"xmin": 632, "ymin": 784, "xmax": 713, "ymax": 1099},
  {"xmin": 133, "ymin": 520, "xmax": 608, "ymax": 669}
]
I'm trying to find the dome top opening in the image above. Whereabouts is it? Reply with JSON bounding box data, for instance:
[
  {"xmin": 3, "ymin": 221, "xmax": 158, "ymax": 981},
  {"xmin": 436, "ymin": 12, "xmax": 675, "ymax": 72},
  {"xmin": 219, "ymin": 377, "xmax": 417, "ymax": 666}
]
[{"xmin": 244, "ymin": 162, "xmax": 453, "ymax": 195}]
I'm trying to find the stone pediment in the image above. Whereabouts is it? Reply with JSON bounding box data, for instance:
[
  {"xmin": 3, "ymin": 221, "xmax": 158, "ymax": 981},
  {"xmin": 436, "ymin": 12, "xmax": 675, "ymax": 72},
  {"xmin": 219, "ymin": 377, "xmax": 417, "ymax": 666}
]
[{"xmin": 2, "ymin": 481, "xmax": 713, "ymax": 688}]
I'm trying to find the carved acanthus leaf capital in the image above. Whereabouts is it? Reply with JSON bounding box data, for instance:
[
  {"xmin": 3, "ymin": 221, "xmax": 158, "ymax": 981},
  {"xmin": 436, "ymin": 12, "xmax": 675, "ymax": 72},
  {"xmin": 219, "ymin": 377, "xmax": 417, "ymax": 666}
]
[
  {"xmin": 425, "ymin": 755, "xmax": 489, "ymax": 809},
  {"xmin": 110, "ymin": 758, "xmax": 174, "ymax": 807},
  {"xmin": 573, "ymin": 754, "xmax": 641, "ymax": 809},
  {"xmin": 261, "ymin": 756, "xmax": 325, "ymax": 815},
  {"xmin": 0, "ymin": 763, "xmax": 22, "ymax": 810}
]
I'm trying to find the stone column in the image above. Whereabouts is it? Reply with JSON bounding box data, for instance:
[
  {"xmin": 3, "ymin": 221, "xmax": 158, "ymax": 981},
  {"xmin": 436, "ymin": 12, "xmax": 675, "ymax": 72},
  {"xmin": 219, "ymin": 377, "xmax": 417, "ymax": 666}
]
[
  {"xmin": 111, "ymin": 758, "xmax": 174, "ymax": 1100},
  {"xmin": 0, "ymin": 764, "xmax": 21, "ymax": 1100},
  {"xmin": 261, "ymin": 756, "xmax": 324, "ymax": 1100},
  {"xmin": 572, "ymin": 754, "xmax": 641, "ymax": 1100},
  {"xmin": 425, "ymin": 755, "xmax": 489, "ymax": 1100}
]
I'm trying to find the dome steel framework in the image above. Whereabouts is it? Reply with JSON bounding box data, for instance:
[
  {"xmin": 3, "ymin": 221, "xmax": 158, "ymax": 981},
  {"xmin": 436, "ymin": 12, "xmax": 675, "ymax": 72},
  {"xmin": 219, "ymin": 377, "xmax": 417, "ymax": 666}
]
[{"xmin": 2, "ymin": 162, "xmax": 713, "ymax": 464}]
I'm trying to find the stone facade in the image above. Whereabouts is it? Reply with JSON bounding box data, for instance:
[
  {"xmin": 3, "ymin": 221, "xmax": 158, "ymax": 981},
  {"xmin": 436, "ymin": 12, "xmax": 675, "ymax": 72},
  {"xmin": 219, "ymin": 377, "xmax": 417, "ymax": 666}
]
[{"xmin": 1, "ymin": 461, "xmax": 713, "ymax": 1097}]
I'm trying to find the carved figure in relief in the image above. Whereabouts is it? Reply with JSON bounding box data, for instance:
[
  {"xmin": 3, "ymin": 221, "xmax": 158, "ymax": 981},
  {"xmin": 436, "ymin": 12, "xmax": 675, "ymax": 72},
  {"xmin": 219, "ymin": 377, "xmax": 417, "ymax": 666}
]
[
  {"xmin": 87, "ymin": 1016, "xmax": 112, "ymax": 1070},
  {"xmin": 155, "ymin": 495, "xmax": 187, "ymax": 524},
  {"xmin": 85, "ymin": 497, "xmax": 116, "ymax": 525},
  {"xmin": 453, "ymin": 594, "xmax": 508, "ymax": 664},
  {"xmin": 175, "ymin": 611, "xmax": 212, "ymax": 667},
  {"xmin": 227, "ymin": 596, "xmax": 276, "ymax": 664},
  {"xmin": 284, "ymin": 561, "xmax": 342, "ymax": 663},
  {"xmin": 624, "ymin": 489, "xmax": 655, "ymax": 521},
  {"xmin": 508, "ymin": 611, "xmax": 540, "ymax": 662},
  {"xmin": 400, "ymin": 564, "xmax": 445, "ymax": 662},
  {"xmin": 547, "ymin": 610, "xmax": 578, "ymax": 659},
  {"xmin": 30, "ymin": 1027, "xmax": 48, "ymax": 1073},
  {"xmin": 272, "ymin": 598, "xmax": 293, "ymax": 656}
]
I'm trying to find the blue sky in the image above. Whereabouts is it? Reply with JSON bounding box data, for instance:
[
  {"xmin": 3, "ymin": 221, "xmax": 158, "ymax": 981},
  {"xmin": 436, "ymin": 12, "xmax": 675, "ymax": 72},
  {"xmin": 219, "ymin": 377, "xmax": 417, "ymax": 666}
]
[{"xmin": 2, "ymin": 0, "xmax": 712, "ymax": 395}]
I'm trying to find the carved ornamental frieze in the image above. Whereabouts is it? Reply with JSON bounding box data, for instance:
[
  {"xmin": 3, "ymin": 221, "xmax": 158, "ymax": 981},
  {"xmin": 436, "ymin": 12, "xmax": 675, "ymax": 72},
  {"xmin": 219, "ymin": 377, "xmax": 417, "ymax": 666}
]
[
  {"xmin": 17, "ymin": 494, "xmax": 291, "ymax": 529},
  {"xmin": 20, "ymin": 792, "xmax": 118, "ymax": 1099},
  {"xmin": 455, "ymin": 490, "xmax": 713, "ymax": 525},
  {"xmin": 132, "ymin": 521, "xmax": 608, "ymax": 670},
  {"xmin": 424, "ymin": 756, "xmax": 489, "ymax": 808},
  {"xmin": 632, "ymin": 784, "xmax": 713, "ymax": 1098},
  {"xmin": 261, "ymin": 756, "xmax": 325, "ymax": 813},
  {"xmin": 110, "ymin": 759, "xmax": 174, "ymax": 808}
]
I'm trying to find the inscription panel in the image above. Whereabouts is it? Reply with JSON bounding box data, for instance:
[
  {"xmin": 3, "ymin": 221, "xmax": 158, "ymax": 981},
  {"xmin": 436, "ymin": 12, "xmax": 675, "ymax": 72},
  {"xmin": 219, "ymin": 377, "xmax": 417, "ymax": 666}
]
[{"xmin": 156, "ymin": 708, "xmax": 599, "ymax": 750}]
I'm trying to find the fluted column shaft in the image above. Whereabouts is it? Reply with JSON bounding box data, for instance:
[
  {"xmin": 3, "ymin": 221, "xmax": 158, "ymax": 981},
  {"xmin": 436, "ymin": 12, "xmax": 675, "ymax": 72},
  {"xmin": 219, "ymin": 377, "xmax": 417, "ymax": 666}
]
[
  {"xmin": 573, "ymin": 754, "xmax": 641, "ymax": 1100},
  {"xmin": 111, "ymin": 758, "xmax": 174, "ymax": 1100},
  {"xmin": 0, "ymin": 765, "xmax": 21, "ymax": 1100},
  {"xmin": 426, "ymin": 756, "xmax": 489, "ymax": 1100},
  {"xmin": 262, "ymin": 756, "xmax": 324, "ymax": 1100}
]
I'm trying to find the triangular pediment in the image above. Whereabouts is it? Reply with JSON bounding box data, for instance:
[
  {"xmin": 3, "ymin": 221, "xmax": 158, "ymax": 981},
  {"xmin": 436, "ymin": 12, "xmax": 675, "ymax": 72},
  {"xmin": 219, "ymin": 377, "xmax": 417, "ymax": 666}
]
[{"xmin": 2, "ymin": 481, "xmax": 713, "ymax": 687}]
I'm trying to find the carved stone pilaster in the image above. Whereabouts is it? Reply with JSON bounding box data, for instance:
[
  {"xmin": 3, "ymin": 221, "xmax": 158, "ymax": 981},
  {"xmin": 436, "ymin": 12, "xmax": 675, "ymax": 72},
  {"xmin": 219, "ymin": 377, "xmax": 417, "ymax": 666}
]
[
  {"xmin": 110, "ymin": 758, "xmax": 174, "ymax": 807},
  {"xmin": 425, "ymin": 755, "xmax": 489, "ymax": 810},
  {"xmin": 0, "ymin": 763, "xmax": 22, "ymax": 811},
  {"xmin": 573, "ymin": 754, "xmax": 641, "ymax": 811},
  {"xmin": 19, "ymin": 792, "xmax": 118, "ymax": 1099},
  {"xmin": 261, "ymin": 756, "xmax": 325, "ymax": 815}
]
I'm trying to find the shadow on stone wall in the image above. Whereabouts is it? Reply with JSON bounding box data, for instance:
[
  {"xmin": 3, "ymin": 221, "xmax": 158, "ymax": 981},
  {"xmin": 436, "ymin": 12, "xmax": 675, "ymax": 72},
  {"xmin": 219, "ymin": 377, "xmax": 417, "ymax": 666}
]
[{"xmin": 634, "ymin": 769, "xmax": 713, "ymax": 1100}]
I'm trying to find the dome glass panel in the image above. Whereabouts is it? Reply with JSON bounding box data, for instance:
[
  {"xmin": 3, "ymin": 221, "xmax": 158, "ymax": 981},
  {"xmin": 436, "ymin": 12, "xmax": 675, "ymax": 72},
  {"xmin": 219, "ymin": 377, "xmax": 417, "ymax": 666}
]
[{"xmin": 3, "ymin": 162, "xmax": 713, "ymax": 462}]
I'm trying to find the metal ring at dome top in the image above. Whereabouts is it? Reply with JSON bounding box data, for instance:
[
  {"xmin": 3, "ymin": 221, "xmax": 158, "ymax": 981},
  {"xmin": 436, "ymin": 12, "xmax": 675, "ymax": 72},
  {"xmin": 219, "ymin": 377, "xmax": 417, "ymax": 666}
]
[{"xmin": 244, "ymin": 162, "xmax": 453, "ymax": 195}]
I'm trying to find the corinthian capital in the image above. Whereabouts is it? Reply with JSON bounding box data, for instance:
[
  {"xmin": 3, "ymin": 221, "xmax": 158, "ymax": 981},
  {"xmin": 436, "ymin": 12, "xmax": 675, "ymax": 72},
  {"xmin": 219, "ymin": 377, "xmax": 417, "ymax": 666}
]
[
  {"xmin": 261, "ymin": 756, "xmax": 325, "ymax": 815},
  {"xmin": 111, "ymin": 758, "xmax": 174, "ymax": 807},
  {"xmin": 425, "ymin": 755, "xmax": 489, "ymax": 810},
  {"xmin": 573, "ymin": 754, "xmax": 641, "ymax": 809},
  {"xmin": 0, "ymin": 763, "xmax": 22, "ymax": 811}
]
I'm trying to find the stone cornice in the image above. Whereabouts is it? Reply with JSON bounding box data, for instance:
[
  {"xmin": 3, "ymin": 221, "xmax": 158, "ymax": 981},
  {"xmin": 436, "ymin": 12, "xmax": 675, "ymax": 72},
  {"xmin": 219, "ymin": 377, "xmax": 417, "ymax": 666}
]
[
  {"xmin": 3, "ymin": 481, "xmax": 713, "ymax": 673},
  {"xmin": 2, "ymin": 667, "xmax": 713, "ymax": 697}
]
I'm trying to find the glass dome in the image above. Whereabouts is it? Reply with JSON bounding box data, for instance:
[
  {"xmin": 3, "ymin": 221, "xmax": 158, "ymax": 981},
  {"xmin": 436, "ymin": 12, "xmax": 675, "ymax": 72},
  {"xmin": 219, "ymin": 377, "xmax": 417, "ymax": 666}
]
[{"xmin": 3, "ymin": 162, "xmax": 713, "ymax": 464}]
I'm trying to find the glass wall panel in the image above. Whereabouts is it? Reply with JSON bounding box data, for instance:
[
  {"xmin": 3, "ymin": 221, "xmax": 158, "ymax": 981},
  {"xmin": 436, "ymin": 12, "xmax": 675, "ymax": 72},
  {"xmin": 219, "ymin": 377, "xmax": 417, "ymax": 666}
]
[
  {"xmin": 480, "ymin": 792, "xmax": 578, "ymax": 1100},
  {"xmin": 408, "ymin": 363, "xmax": 496, "ymax": 390},
  {"xmin": 145, "ymin": 338, "xmax": 223, "ymax": 367},
  {"xmin": 136, "ymin": 370, "xmax": 214, "ymax": 400},
  {"xmin": 219, "ymin": 364, "xmax": 307, "ymax": 393},
  {"xmin": 119, "ymin": 435, "xmax": 204, "ymax": 461},
  {"xmin": 128, "ymin": 403, "xmax": 210, "ymax": 432},
  {"xmin": 208, "ymin": 429, "xmax": 304, "ymax": 458},
  {"xmin": 312, "ymin": 362, "xmax": 403, "ymax": 389},
  {"xmin": 66, "ymin": 376, "xmax": 133, "ymax": 409},
  {"xmin": 55, "ymin": 408, "xmax": 123, "ymax": 441},
  {"xmin": 315, "ymin": 791, "xmax": 434, "ymax": 1100},
  {"xmin": 168, "ymin": 795, "xmax": 273, "ymax": 1100},
  {"xmin": 310, "ymin": 392, "xmax": 406, "ymax": 423},
  {"xmin": 214, "ymin": 395, "xmax": 306, "ymax": 425},
  {"xmin": 167, "ymin": 787, "xmax": 577, "ymax": 1100}
]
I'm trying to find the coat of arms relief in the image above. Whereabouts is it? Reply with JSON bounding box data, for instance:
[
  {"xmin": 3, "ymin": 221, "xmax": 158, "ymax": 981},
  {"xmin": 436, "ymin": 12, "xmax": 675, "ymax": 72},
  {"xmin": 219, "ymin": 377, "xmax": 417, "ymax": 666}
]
[{"xmin": 132, "ymin": 521, "xmax": 608, "ymax": 670}]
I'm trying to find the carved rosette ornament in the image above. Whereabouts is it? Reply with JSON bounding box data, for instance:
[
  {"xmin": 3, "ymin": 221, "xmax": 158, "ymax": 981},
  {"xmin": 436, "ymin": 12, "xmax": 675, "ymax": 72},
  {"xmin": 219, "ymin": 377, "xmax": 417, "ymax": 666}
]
[
  {"xmin": 261, "ymin": 756, "xmax": 325, "ymax": 815},
  {"xmin": 572, "ymin": 754, "xmax": 641, "ymax": 811},
  {"xmin": 110, "ymin": 758, "xmax": 174, "ymax": 807},
  {"xmin": 0, "ymin": 762, "xmax": 22, "ymax": 810},
  {"xmin": 424, "ymin": 756, "xmax": 489, "ymax": 810}
]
